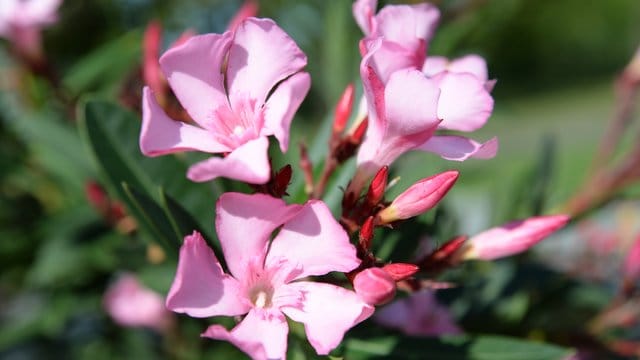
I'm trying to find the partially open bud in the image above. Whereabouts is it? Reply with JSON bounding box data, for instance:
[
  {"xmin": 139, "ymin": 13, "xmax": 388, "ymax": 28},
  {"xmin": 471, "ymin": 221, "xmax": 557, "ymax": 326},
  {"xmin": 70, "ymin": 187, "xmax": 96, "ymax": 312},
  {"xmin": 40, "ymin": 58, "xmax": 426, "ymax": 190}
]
[
  {"xmin": 365, "ymin": 166, "xmax": 388, "ymax": 207},
  {"xmin": 333, "ymin": 83, "xmax": 355, "ymax": 134},
  {"xmin": 377, "ymin": 171, "xmax": 458, "ymax": 224},
  {"xmin": 353, "ymin": 267, "xmax": 396, "ymax": 305},
  {"xmin": 382, "ymin": 263, "xmax": 419, "ymax": 281},
  {"xmin": 457, "ymin": 215, "xmax": 570, "ymax": 261}
]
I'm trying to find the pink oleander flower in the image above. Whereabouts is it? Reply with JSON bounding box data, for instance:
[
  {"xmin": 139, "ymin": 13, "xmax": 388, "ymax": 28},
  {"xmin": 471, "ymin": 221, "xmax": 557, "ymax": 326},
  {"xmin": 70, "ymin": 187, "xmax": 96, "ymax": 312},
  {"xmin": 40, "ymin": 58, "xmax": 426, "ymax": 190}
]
[
  {"xmin": 103, "ymin": 274, "xmax": 173, "ymax": 332},
  {"xmin": 377, "ymin": 170, "xmax": 458, "ymax": 224},
  {"xmin": 353, "ymin": 0, "xmax": 496, "ymax": 163},
  {"xmin": 0, "ymin": 0, "xmax": 61, "ymax": 59},
  {"xmin": 457, "ymin": 215, "xmax": 570, "ymax": 261},
  {"xmin": 166, "ymin": 193, "xmax": 373, "ymax": 360},
  {"xmin": 374, "ymin": 290, "xmax": 461, "ymax": 336},
  {"xmin": 353, "ymin": 267, "xmax": 396, "ymax": 305},
  {"xmin": 140, "ymin": 18, "xmax": 311, "ymax": 184},
  {"xmin": 349, "ymin": 40, "xmax": 441, "ymax": 193}
]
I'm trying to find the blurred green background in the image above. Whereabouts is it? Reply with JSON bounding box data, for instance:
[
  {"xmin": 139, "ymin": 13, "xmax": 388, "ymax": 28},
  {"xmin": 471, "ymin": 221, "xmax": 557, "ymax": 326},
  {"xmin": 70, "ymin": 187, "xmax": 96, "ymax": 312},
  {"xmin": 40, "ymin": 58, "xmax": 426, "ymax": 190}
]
[{"xmin": 1, "ymin": 0, "xmax": 640, "ymax": 359}]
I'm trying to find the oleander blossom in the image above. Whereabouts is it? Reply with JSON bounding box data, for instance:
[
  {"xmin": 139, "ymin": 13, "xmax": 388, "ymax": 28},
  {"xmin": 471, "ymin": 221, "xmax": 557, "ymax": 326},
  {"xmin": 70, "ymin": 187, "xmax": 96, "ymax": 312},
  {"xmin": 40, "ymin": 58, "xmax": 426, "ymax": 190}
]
[
  {"xmin": 353, "ymin": 0, "xmax": 496, "ymax": 166},
  {"xmin": 0, "ymin": 0, "xmax": 61, "ymax": 58},
  {"xmin": 374, "ymin": 290, "xmax": 461, "ymax": 336},
  {"xmin": 140, "ymin": 17, "xmax": 311, "ymax": 184},
  {"xmin": 103, "ymin": 274, "xmax": 173, "ymax": 332},
  {"xmin": 166, "ymin": 193, "xmax": 373, "ymax": 360}
]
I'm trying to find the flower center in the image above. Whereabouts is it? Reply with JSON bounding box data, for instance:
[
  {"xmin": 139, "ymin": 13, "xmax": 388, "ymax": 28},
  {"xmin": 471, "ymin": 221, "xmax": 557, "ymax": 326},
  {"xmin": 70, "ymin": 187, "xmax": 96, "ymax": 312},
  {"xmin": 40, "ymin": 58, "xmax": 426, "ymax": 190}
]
[
  {"xmin": 249, "ymin": 285, "xmax": 274, "ymax": 309},
  {"xmin": 209, "ymin": 96, "xmax": 264, "ymax": 149}
]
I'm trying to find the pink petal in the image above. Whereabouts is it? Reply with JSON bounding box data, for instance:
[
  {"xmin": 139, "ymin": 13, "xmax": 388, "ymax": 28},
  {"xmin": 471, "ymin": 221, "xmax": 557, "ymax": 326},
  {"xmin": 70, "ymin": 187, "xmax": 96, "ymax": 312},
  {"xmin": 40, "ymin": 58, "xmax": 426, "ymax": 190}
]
[
  {"xmin": 363, "ymin": 38, "xmax": 424, "ymax": 84},
  {"xmin": 140, "ymin": 87, "xmax": 231, "ymax": 156},
  {"xmin": 374, "ymin": 290, "xmax": 461, "ymax": 336},
  {"xmin": 422, "ymin": 56, "xmax": 449, "ymax": 77},
  {"xmin": 215, "ymin": 192, "xmax": 302, "ymax": 279},
  {"xmin": 186, "ymin": 136, "xmax": 270, "ymax": 183},
  {"xmin": 280, "ymin": 282, "xmax": 374, "ymax": 355},
  {"xmin": 375, "ymin": 3, "xmax": 439, "ymax": 47},
  {"xmin": 166, "ymin": 232, "xmax": 249, "ymax": 318},
  {"xmin": 21, "ymin": 0, "xmax": 61, "ymax": 25},
  {"xmin": 353, "ymin": 0, "xmax": 377, "ymax": 35},
  {"xmin": 434, "ymin": 72, "xmax": 493, "ymax": 132},
  {"xmin": 464, "ymin": 215, "xmax": 570, "ymax": 261},
  {"xmin": 376, "ymin": 68, "xmax": 441, "ymax": 165},
  {"xmin": 159, "ymin": 33, "xmax": 232, "ymax": 127},
  {"xmin": 418, "ymin": 135, "xmax": 498, "ymax": 161},
  {"xmin": 447, "ymin": 54, "xmax": 489, "ymax": 82},
  {"xmin": 267, "ymin": 200, "xmax": 359, "ymax": 281},
  {"xmin": 423, "ymin": 54, "xmax": 489, "ymax": 82},
  {"xmin": 262, "ymin": 71, "xmax": 311, "ymax": 152},
  {"xmin": 226, "ymin": 18, "xmax": 307, "ymax": 107},
  {"xmin": 203, "ymin": 308, "xmax": 288, "ymax": 360}
]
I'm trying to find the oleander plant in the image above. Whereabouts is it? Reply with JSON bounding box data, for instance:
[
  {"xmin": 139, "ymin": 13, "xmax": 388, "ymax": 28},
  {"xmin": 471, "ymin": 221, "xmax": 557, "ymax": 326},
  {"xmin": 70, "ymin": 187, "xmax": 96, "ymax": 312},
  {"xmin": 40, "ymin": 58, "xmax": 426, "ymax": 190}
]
[{"xmin": 2, "ymin": 0, "xmax": 640, "ymax": 359}]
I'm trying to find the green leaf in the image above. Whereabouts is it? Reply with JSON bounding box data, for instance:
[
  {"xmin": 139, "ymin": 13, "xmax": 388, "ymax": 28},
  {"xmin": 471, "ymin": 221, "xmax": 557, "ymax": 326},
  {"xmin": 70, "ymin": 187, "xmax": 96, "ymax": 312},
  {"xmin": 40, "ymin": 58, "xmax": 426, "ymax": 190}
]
[
  {"xmin": 78, "ymin": 98, "xmax": 215, "ymax": 239},
  {"xmin": 343, "ymin": 335, "xmax": 573, "ymax": 360},
  {"xmin": 122, "ymin": 183, "xmax": 180, "ymax": 257}
]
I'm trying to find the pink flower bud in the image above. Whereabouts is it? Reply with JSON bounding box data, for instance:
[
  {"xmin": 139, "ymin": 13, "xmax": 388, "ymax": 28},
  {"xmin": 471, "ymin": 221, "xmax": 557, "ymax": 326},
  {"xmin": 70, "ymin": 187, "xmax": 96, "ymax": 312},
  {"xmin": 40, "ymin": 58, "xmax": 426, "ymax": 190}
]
[
  {"xmin": 353, "ymin": 267, "xmax": 396, "ymax": 305},
  {"xmin": 623, "ymin": 235, "xmax": 640, "ymax": 281},
  {"xmin": 104, "ymin": 274, "xmax": 173, "ymax": 332},
  {"xmin": 382, "ymin": 263, "xmax": 419, "ymax": 281},
  {"xmin": 377, "ymin": 171, "xmax": 458, "ymax": 224},
  {"xmin": 365, "ymin": 166, "xmax": 388, "ymax": 207},
  {"xmin": 460, "ymin": 215, "xmax": 570, "ymax": 261},
  {"xmin": 333, "ymin": 83, "xmax": 355, "ymax": 134},
  {"xmin": 143, "ymin": 21, "xmax": 166, "ymax": 97},
  {"xmin": 226, "ymin": 0, "xmax": 259, "ymax": 32}
]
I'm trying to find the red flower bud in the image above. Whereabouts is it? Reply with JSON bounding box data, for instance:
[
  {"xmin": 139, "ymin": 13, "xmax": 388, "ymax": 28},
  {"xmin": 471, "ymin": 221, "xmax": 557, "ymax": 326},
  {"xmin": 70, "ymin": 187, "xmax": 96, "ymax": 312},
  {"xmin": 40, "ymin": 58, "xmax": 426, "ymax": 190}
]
[
  {"xmin": 382, "ymin": 263, "xmax": 419, "ymax": 281},
  {"xmin": 359, "ymin": 216, "xmax": 375, "ymax": 250},
  {"xmin": 333, "ymin": 83, "xmax": 355, "ymax": 134},
  {"xmin": 350, "ymin": 116, "xmax": 368, "ymax": 145},
  {"xmin": 353, "ymin": 267, "xmax": 396, "ymax": 305},
  {"xmin": 365, "ymin": 166, "xmax": 388, "ymax": 207}
]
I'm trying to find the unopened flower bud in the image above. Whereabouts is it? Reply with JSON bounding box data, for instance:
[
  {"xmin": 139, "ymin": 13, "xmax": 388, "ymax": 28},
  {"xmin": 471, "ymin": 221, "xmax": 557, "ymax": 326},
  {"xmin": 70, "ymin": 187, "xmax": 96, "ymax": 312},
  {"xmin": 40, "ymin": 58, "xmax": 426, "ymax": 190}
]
[
  {"xmin": 382, "ymin": 263, "xmax": 419, "ymax": 281},
  {"xmin": 365, "ymin": 166, "xmax": 388, "ymax": 207},
  {"xmin": 623, "ymin": 235, "xmax": 640, "ymax": 281},
  {"xmin": 622, "ymin": 47, "xmax": 640, "ymax": 86},
  {"xmin": 349, "ymin": 116, "xmax": 368, "ymax": 145},
  {"xmin": 333, "ymin": 83, "xmax": 355, "ymax": 134},
  {"xmin": 227, "ymin": 0, "xmax": 259, "ymax": 32},
  {"xmin": 458, "ymin": 215, "xmax": 570, "ymax": 261},
  {"xmin": 359, "ymin": 216, "xmax": 375, "ymax": 250},
  {"xmin": 272, "ymin": 164, "xmax": 292, "ymax": 197},
  {"xmin": 378, "ymin": 171, "xmax": 458, "ymax": 224},
  {"xmin": 143, "ymin": 21, "xmax": 166, "ymax": 98},
  {"xmin": 353, "ymin": 267, "xmax": 396, "ymax": 305}
]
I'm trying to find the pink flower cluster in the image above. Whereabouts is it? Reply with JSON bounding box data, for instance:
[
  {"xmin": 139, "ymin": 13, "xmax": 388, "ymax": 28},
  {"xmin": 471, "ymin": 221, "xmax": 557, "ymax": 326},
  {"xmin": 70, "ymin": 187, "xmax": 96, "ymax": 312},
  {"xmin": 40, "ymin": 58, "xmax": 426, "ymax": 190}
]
[{"xmin": 133, "ymin": 1, "xmax": 570, "ymax": 359}]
